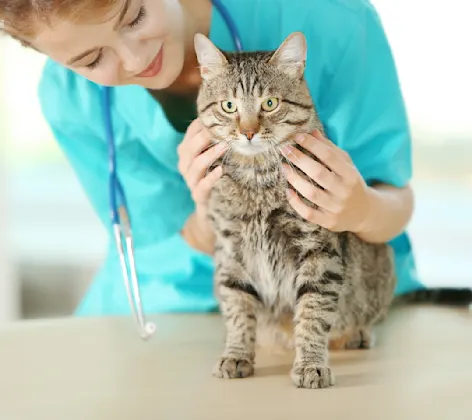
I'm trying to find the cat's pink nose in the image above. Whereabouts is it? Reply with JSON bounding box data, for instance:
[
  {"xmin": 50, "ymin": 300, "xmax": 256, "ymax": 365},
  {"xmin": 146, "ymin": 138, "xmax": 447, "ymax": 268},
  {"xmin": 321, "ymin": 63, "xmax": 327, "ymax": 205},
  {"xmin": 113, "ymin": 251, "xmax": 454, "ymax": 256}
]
[{"xmin": 242, "ymin": 130, "xmax": 256, "ymax": 140}]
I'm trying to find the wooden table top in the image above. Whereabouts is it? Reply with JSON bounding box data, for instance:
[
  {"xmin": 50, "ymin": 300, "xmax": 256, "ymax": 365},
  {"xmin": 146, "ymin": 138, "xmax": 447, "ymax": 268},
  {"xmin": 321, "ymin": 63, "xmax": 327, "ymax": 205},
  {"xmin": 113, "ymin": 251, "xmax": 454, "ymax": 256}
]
[{"xmin": 1, "ymin": 304, "xmax": 471, "ymax": 420}]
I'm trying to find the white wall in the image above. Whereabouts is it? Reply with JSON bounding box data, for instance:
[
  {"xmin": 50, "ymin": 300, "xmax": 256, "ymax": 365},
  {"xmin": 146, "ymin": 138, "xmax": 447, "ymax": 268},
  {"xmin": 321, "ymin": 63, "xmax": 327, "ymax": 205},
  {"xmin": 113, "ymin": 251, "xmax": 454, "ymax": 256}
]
[
  {"xmin": 373, "ymin": 0, "xmax": 472, "ymax": 143},
  {"xmin": 0, "ymin": 45, "xmax": 19, "ymax": 321},
  {"xmin": 372, "ymin": 0, "xmax": 472, "ymax": 288},
  {"xmin": 0, "ymin": 164, "xmax": 18, "ymax": 323}
]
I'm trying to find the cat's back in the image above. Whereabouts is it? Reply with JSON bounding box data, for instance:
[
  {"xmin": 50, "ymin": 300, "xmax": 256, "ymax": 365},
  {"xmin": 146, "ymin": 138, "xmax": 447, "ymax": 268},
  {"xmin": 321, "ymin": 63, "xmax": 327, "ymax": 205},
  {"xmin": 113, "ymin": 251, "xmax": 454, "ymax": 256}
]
[{"xmin": 336, "ymin": 232, "xmax": 396, "ymax": 325}]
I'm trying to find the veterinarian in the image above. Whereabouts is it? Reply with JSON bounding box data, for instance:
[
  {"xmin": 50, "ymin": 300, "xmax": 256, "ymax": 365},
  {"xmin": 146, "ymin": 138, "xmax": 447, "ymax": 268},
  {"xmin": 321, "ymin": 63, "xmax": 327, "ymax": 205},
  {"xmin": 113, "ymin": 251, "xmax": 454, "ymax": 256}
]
[{"xmin": 0, "ymin": 0, "xmax": 422, "ymax": 324}]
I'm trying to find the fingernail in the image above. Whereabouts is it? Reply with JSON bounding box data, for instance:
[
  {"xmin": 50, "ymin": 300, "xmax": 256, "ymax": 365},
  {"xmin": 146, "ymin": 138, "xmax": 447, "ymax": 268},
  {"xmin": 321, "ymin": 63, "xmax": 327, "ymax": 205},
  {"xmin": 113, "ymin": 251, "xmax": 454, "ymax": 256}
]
[
  {"xmin": 215, "ymin": 143, "xmax": 226, "ymax": 152},
  {"xmin": 313, "ymin": 129, "xmax": 321, "ymax": 137},
  {"xmin": 286, "ymin": 188, "xmax": 294, "ymax": 199},
  {"xmin": 214, "ymin": 166, "xmax": 223, "ymax": 176},
  {"xmin": 296, "ymin": 134, "xmax": 305, "ymax": 143},
  {"xmin": 281, "ymin": 164, "xmax": 289, "ymax": 175}
]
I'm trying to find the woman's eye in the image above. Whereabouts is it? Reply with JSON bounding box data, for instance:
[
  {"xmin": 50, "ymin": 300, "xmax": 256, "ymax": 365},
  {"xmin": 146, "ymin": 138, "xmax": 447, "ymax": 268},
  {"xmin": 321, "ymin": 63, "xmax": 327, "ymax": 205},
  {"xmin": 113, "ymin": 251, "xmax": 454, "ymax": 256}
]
[
  {"xmin": 221, "ymin": 101, "xmax": 238, "ymax": 113},
  {"xmin": 129, "ymin": 6, "xmax": 146, "ymax": 28},
  {"xmin": 85, "ymin": 50, "xmax": 103, "ymax": 70},
  {"xmin": 261, "ymin": 97, "xmax": 279, "ymax": 112}
]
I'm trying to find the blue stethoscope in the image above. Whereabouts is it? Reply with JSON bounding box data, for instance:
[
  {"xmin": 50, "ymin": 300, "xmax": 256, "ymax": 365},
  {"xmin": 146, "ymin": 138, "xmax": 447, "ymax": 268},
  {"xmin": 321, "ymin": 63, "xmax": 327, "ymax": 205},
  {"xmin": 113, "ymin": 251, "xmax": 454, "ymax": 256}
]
[{"xmin": 101, "ymin": 0, "xmax": 243, "ymax": 340}]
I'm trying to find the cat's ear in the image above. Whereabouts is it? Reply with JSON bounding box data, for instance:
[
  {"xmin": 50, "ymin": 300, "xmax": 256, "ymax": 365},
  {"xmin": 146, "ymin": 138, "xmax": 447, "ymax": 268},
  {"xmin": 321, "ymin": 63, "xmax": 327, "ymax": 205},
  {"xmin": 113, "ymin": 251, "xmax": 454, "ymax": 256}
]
[
  {"xmin": 269, "ymin": 32, "xmax": 307, "ymax": 78},
  {"xmin": 194, "ymin": 33, "xmax": 228, "ymax": 80}
]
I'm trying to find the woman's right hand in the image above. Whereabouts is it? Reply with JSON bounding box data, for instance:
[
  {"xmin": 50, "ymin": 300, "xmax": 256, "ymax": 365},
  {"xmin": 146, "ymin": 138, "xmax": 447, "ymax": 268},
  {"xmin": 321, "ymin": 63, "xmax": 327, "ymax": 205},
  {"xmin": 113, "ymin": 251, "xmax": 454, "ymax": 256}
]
[{"xmin": 177, "ymin": 118, "xmax": 227, "ymax": 254}]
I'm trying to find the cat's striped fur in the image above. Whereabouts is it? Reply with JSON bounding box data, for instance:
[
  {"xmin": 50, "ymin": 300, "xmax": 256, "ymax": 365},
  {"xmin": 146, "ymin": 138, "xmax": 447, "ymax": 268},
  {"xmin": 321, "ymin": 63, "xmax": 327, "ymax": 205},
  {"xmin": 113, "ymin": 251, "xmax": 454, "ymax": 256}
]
[{"xmin": 194, "ymin": 32, "xmax": 396, "ymax": 388}]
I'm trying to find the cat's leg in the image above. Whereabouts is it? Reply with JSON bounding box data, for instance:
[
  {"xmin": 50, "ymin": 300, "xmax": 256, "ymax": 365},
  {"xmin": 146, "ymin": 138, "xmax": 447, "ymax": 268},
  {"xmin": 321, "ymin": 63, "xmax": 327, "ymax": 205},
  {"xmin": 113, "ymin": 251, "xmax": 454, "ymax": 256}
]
[
  {"xmin": 344, "ymin": 328, "xmax": 375, "ymax": 349},
  {"xmin": 329, "ymin": 328, "xmax": 375, "ymax": 350},
  {"xmin": 291, "ymin": 260, "xmax": 343, "ymax": 389},
  {"xmin": 213, "ymin": 262, "xmax": 260, "ymax": 379}
]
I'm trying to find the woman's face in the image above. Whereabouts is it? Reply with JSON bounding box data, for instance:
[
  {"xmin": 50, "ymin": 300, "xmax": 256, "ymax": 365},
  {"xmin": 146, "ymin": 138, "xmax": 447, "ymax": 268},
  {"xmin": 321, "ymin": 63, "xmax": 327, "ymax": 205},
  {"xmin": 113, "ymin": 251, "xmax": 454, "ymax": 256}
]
[{"xmin": 32, "ymin": 0, "xmax": 190, "ymax": 89}]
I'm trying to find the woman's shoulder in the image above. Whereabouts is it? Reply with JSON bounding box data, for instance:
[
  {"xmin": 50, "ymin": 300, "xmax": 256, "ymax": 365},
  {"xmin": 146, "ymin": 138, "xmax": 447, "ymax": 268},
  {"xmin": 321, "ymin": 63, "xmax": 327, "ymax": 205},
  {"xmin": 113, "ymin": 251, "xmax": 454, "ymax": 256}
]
[
  {"xmin": 283, "ymin": 0, "xmax": 378, "ymax": 37},
  {"xmin": 38, "ymin": 59, "xmax": 103, "ymax": 128},
  {"xmin": 277, "ymin": 0, "xmax": 375, "ymax": 15},
  {"xmin": 239, "ymin": 0, "xmax": 380, "ymax": 56}
]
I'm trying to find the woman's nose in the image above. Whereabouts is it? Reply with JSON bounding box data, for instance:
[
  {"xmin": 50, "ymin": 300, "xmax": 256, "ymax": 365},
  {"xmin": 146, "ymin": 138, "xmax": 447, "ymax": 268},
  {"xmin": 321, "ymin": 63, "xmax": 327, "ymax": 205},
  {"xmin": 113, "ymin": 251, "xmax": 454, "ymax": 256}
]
[{"xmin": 118, "ymin": 45, "xmax": 145, "ymax": 75}]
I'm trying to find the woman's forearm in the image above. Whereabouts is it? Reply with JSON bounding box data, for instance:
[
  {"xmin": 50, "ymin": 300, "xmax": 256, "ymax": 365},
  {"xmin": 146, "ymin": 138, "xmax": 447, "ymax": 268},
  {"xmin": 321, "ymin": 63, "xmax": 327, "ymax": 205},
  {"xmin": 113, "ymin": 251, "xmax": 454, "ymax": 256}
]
[
  {"xmin": 181, "ymin": 212, "xmax": 215, "ymax": 255},
  {"xmin": 354, "ymin": 184, "xmax": 414, "ymax": 244}
]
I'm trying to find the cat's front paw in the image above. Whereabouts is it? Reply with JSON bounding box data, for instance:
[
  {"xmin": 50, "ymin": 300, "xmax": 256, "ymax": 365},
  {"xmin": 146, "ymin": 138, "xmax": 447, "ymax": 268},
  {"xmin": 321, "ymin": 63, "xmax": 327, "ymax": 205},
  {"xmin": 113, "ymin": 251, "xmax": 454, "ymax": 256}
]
[
  {"xmin": 290, "ymin": 363, "xmax": 334, "ymax": 389},
  {"xmin": 213, "ymin": 356, "xmax": 254, "ymax": 379}
]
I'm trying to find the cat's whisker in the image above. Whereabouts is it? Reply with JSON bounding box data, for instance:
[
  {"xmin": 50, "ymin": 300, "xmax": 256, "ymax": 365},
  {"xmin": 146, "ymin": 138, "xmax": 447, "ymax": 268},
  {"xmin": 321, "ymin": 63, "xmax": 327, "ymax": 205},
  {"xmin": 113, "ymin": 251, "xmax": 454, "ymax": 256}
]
[
  {"xmin": 221, "ymin": 141, "xmax": 236, "ymax": 168},
  {"xmin": 203, "ymin": 141, "xmax": 224, "ymax": 176},
  {"xmin": 203, "ymin": 139, "xmax": 236, "ymax": 177},
  {"xmin": 276, "ymin": 146, "xmax": 296, "ymax": 172},
  {"xmin": 267, "ymin": 141, "xmax": 293, "ymax": 189},
  {"xmin": 268, "ymin": 141, "xmax": 284, "ymax": 168},
  {"xmin": 199, "ymin": 139, "xmax": 223, "ymax": 156},
  {"xmin": 282, "ymin": 148, "xmax": 308, "ymax": 174},
  {"xmin": 276, "ymin": 144, "xmax": 321, "ymax": 200},
  {"xmin": 205, "ymin": 148, "xmax": 227, "ymax": 177},
  {"xmin": 278, "ymin": 148, "xmax": 299, "ymax": 177}
]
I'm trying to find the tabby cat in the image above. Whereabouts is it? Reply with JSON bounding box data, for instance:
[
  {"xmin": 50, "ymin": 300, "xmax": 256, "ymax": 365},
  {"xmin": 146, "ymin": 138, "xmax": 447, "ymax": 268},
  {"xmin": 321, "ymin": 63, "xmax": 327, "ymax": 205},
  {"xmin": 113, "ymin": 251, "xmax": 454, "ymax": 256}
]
[{"xmin": 194, "ymin": 32, "xmax": 396, "ymax": 389}]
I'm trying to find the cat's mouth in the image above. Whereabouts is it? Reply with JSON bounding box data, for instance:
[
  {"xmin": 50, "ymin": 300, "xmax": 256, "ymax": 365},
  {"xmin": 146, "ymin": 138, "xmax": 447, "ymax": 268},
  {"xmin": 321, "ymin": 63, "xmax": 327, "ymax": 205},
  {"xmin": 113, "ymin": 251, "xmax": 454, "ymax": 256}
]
[{"xmin": 232, "ymin": 133, "xmax": 272, "ymax": 157}]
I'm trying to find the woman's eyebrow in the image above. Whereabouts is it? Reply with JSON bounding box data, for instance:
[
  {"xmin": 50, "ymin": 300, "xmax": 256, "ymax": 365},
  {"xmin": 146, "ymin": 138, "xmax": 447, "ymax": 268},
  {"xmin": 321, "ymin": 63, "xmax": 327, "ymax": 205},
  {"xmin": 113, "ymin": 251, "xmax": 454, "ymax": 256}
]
[{"xmin": 113, "ymin": 0, "xmax": 132, "ymax": 30}]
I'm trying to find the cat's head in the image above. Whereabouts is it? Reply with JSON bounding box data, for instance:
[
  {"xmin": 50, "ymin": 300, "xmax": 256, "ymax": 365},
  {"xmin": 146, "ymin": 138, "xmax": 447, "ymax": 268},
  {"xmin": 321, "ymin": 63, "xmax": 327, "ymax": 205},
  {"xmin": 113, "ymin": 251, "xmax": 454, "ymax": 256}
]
[{"xmin": 194, "ymin": 32, "xmax": 316, "ymax": 157}]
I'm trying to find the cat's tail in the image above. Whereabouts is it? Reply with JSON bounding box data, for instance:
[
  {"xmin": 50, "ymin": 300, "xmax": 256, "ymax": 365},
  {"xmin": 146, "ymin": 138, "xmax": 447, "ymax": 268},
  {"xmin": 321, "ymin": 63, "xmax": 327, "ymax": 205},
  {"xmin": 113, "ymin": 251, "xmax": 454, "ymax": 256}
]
[{"xmin": 393, "ymin": 287, "xmax": 472, "ymax": 307}]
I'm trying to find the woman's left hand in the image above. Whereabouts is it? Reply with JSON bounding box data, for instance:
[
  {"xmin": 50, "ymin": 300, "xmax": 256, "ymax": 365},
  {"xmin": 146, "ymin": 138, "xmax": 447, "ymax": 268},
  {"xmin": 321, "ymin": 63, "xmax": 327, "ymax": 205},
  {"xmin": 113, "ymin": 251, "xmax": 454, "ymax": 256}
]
[{"xmin": 282, "ymin": 130, "xmax": 372, "ymax": 233}]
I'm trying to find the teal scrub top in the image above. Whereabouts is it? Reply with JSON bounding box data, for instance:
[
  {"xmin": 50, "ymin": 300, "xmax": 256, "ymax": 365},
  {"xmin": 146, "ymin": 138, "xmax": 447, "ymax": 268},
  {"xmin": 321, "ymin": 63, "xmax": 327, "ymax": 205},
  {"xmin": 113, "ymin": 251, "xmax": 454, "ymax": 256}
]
[{"xmin": 38, "ymin": 0, "xmax": 424, "ymax": 316}]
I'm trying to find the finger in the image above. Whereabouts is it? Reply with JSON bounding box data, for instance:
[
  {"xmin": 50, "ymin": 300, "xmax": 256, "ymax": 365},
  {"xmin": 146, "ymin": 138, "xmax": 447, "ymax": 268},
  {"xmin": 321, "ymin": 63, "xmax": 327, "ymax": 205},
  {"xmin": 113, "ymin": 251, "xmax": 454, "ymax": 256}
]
[
  {"xmin": 179, "ymin": 130, "xmax": 213, "ymax": 174},
  {"xmin": 186, "ymin": 118, "xmax": 204, "ymax": 139},
  {"xmin": 311, "ymin": 129, "xmax": 333, "ymax": 148},
  {"xmin": 178, "ymin": 119, "xmax": 203, "ymax": 156},
  {"xmin": 283, "ymin": 164, "xmax": 341, "ymax": 214},
  {"xmin": 285, "ymin": 189, "xmax": 335, "ymax": 230},
  {"xmin": 186, "ymin": 143, "xmax": 227, "ymax": 190},
  {"xmin": 192, "ymin": 166, "xmax": 223, "ymax": 205},
  {"xmin": 312, "ymin": 129, "xmax": 352, "ymax": 163},
  {"xmin": 281, "ymin": 145, "xmax": 343, "ymax": 193},
  {"xmin": 295, "ymin": 132, "xmax": 354, "ymax": 178}
]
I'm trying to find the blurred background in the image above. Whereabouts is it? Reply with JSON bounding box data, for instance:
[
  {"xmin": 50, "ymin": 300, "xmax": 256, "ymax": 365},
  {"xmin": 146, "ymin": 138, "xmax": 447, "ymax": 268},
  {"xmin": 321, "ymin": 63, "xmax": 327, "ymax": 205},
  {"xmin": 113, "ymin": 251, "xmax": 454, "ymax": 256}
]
[{"xmin": 0, "ymin": 0, "xmax": 471, "ymax": 323}]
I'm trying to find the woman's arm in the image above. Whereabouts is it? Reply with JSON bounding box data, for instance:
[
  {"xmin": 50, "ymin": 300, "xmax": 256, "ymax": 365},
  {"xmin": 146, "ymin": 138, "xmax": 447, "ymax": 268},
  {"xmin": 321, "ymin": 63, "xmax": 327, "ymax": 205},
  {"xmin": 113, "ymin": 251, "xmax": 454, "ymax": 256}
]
[
  {"xmin": 181, "ymin": 212, "xmax": 216, "ymax": 255},
  {"xmin": 38, "ymin": 61, "xmax": 217, "ymax": 313},
  {"xmin": 283, "ymin": 129, "xmax": 414, "ymax": 244},
  {"xmin": 356, "ymin": 183, "xmax": 414, "ymax": 243},
  {"xmin": 284, "ymin": 0, "xmax": 414, "ymax": 244}
]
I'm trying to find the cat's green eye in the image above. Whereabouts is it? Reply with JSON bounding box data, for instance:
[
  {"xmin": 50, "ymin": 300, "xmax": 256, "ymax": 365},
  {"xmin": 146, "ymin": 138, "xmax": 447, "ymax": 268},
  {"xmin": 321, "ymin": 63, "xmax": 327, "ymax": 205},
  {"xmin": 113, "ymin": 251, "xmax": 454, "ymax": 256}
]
[
  {"xmin": 221, "ymin": 101, "xmax": 238, "ymax": 113},
  {"xmin": 261, "ymin": 97, "xmax": 279, "ymax": 112}
]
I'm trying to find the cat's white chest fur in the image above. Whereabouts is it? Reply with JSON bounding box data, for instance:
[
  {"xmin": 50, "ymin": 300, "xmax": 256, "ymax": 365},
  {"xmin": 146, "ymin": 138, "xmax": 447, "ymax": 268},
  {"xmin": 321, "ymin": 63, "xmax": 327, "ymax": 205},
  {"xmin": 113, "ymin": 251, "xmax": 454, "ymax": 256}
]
[
  {"xmin": 211, "ymin": 168, "xmax": 300, "ymax": 311},
  {"xmin": 257, "ymin": 252, "xmax": 296, "ymax": 310},
  {"xmin": 243, "ymin": 220, "xmax": 297, "ymax": 311}
]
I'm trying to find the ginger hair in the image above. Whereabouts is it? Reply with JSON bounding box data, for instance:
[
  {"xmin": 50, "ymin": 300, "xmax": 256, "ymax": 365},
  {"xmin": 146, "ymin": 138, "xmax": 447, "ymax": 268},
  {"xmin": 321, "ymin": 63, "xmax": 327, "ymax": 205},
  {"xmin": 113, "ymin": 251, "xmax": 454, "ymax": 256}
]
[{"xmin": 1, "ymin": 0, "xmax": 118, "ymax": 42}]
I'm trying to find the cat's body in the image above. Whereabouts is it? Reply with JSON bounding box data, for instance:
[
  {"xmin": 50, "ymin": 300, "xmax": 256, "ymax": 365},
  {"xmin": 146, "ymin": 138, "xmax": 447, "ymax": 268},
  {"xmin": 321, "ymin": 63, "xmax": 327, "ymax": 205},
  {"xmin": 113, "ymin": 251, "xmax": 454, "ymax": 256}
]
[
  {"xmin": 194, "ymin": 32, "xmax": 396, "ymax": 389},
  {"xmin": 209, "ymin": 154, "xmax": 395, "ymax": 343}
]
